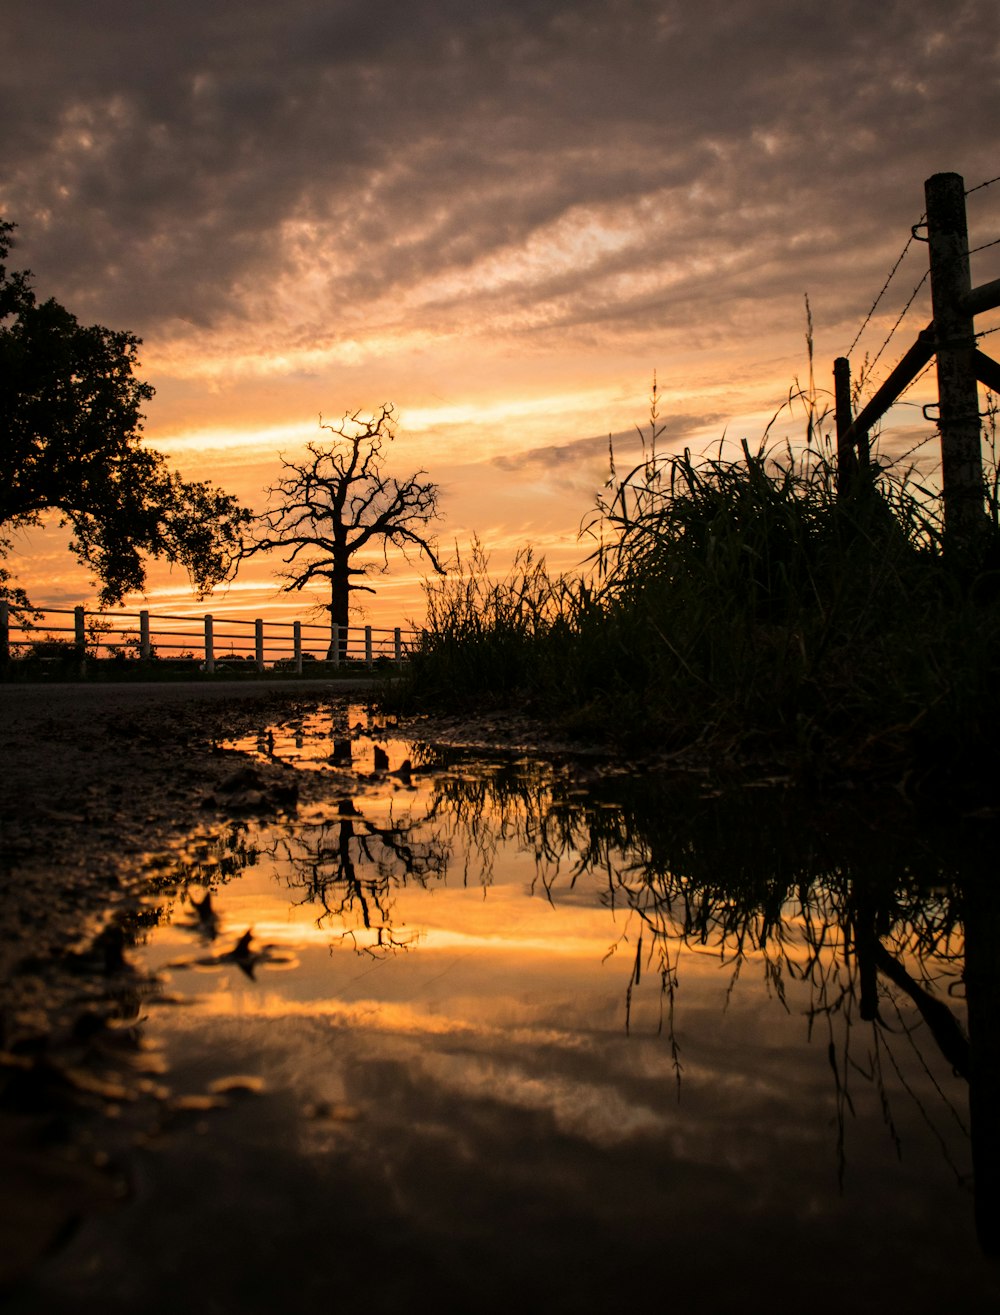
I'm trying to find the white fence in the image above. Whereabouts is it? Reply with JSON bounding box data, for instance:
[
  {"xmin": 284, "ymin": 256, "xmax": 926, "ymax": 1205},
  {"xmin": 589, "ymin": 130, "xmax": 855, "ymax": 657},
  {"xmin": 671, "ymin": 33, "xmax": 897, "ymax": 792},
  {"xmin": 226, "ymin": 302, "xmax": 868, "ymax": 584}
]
[{"xmin": 0, "ymin": 602, "xmax": 416, "ymax": 673}]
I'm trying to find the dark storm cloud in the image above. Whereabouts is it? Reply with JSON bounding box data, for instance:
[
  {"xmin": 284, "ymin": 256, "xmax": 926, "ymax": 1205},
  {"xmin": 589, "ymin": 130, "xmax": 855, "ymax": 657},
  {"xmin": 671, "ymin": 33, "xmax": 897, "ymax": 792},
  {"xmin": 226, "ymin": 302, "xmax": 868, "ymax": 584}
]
[{"xmin": 3, "ymin": 0, "xmax": 998, "ymax": 342}]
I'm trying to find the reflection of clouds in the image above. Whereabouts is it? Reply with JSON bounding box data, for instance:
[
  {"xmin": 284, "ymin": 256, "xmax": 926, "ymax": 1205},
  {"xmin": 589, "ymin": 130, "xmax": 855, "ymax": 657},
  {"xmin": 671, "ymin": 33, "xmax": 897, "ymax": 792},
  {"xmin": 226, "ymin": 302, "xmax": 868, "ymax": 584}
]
[
  {"xmin": 421, "ymin": 1049, "xmax": 668, "ymax": 1147},
  {"xmin": 113, "ymin": 714, "xmax": 998, "ymax": 1302}
]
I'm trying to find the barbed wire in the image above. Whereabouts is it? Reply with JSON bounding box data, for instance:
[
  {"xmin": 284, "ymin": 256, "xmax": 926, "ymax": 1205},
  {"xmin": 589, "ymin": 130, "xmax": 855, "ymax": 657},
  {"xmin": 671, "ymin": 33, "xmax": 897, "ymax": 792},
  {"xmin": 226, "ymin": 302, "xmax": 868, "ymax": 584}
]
[
  {"xmin": 894, "ymin": 430, "xmax": 940, "ymax": 467},
  {"xmin": 970, "ymin": 234, "xmax": 1000, "ymax": 256},
  {"xmin": 865, "ymin": 270, "xmax": 930, "ymax": 377},
  {"xmin": 845, "ymin": 228, "xmax": 921, "ymax": 359},
  {"xmin": 843, "ymin": 174, "xmax": 998, "ymax": 397},
  {"xmin": 966, "ymin": 174, "xmax": 1000, "ymax": 196}
]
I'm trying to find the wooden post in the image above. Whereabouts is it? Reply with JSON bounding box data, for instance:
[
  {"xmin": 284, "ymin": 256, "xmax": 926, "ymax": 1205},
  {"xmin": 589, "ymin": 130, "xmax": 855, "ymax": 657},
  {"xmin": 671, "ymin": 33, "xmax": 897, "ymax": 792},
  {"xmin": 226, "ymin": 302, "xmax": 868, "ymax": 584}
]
[
  {"xmin": 139, "ymin": 609, "xmax": 151, "ymax": 660},
  {"xmin": 365, "ymin": 625, "xmax": 373, "ymax": 668},
  {"xmin": 394, "ymin": 626, "xmax": 402, "ymax": 663},
  {"xmin": 255, "ymin": 618, "xmax": 265, "ymax": 671},
  {"xmin": 204, "ymin": 614, "xmax": 215, "ymax": 674},
  {"xmin": 833, "ymin": 356, "xmax": 859, "ymax": 496},
  {"xmin": 331, "ymin": 623, "xmax": 341, "ymax": 669},
  {"xmin": 293, "ymin": 620, "xmax": 303, "ymax": 674},
  {"xmin": 926, "ymin": 172, "xmax": 985, "ymax": 546},
  {"xmin": 0, "ymin": 600, "xmax": 8, "ymax": 664},
  {"xmin": 73, "ymin": 605, "xmax": 87, "ymax": 677}
]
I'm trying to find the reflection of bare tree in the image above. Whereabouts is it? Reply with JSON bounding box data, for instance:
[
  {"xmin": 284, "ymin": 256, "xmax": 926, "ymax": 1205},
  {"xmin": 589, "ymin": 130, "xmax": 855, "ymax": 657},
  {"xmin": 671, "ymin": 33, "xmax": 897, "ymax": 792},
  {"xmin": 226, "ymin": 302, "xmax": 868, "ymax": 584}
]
[
  {"xmin": 266, "ymin": 796, "xmax": 450, "ymax": 951},
  {"xmin": 429, "ymin": 753, "xmax": 999, "ymax": 1256}
]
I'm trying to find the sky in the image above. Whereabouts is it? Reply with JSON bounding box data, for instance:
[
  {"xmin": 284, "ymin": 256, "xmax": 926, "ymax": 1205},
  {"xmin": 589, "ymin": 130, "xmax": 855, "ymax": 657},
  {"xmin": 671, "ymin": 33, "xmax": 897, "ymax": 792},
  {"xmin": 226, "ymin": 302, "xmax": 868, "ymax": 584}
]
[{"xmin": 4, "ymin": 0, "xmax": 1000, "ymax": 631}]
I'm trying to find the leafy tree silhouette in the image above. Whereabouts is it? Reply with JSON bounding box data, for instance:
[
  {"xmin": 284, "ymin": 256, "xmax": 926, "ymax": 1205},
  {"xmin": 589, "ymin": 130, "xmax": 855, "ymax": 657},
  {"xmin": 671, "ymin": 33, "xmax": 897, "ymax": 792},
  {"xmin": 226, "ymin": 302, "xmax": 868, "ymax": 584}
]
[{"xmin": 0, "ymin": 219, "xmax": 251, "ymax": 607}]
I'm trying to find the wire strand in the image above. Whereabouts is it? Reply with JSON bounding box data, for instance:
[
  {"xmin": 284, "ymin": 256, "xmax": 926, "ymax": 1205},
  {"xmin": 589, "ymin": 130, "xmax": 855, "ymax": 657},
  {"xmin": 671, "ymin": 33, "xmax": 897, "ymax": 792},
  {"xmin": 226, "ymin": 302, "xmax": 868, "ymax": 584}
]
[
  {"xmin": 843, "ymin": 176, "xmax": 997, "ymax": 392},
  {"xmin": 845, "ymin": 229, "xmax": 921, "ymax": 359},
  {"xmin": 966, "ymin": 174, "xmax": 1000, "ymax": 196},
  {"xmin": 866, "ymin": 271, "xmax": 930, "ymax": 376}
]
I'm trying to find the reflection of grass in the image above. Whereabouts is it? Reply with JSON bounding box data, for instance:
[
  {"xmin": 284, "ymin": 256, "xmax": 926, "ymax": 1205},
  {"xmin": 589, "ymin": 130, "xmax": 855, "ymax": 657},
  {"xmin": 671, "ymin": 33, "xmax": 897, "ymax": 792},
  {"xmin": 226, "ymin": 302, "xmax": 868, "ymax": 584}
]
[
  {"xmin": 400, "ymin": 425, "xmax": 1000, "ymax": 789},
  {"xmin": 431, "ymin": 749, "xmax": 980, "ymax": 1183}
]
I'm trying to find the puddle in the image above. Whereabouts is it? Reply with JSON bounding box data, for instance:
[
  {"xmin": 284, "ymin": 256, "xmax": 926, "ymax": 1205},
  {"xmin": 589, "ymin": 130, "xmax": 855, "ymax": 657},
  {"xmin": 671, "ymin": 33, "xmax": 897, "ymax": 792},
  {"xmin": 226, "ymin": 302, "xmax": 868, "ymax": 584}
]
[{"xmin": 17, "ymin": 701, "xmax": 1000, "ymax": 1313}]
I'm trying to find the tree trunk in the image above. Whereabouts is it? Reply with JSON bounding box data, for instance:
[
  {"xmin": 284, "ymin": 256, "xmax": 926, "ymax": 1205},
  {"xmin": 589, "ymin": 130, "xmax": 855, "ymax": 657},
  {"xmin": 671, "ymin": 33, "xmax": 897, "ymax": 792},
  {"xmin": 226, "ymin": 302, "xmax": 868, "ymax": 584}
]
[{"xmin": 327, "ymin": 573, "xmax": 350, "ymax": 661}]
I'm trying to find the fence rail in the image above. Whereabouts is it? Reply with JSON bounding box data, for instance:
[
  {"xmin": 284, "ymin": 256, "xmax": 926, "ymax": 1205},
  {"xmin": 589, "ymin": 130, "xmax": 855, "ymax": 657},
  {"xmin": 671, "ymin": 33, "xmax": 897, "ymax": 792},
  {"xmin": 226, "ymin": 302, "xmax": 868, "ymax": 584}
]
[{"xmin": 0, "ymin": 602, "xmax": 417, "ymax": 674}]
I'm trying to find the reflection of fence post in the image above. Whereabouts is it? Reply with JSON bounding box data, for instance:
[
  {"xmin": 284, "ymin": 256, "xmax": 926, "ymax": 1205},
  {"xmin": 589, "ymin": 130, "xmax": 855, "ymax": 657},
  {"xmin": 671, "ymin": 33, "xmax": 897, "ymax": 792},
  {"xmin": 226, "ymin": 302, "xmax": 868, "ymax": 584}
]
[
  {"xmin": 140, "ymin": 609, "xmax": 151, "ymax": 660},
  {"xmin": 204, "ymin": 615, "xmax": 215, "ymax": 674},
  {"xmin": 331, "ymin": 623, "xmax": 341, "ymax": 668},
  {"xmin": 365, "ymin": 625, "xmax": 373, "ymax": 668},
  {"xmin": 394, "ymin": 626, "xmax": 402, "ymax": 663},
  {"xmin": 926, "ymin": 171, "xmax": 985, "ymax": 546},
  {"xmin": 0, "ymin": 600, "xmax": 8, "ymax": 664},
  {"xmin": 255, "ymin": 618, "xmax": 265, "ymax": 671},
  {"xmin": 293, "ymin": 621, "xmax": 302, "ymax": 673}
]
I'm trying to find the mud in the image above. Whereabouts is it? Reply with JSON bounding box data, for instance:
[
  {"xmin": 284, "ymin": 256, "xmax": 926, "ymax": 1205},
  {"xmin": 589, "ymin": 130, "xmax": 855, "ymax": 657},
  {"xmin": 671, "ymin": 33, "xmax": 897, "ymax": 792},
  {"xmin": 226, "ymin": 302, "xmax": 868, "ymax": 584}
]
[{"xmin": 0, "ymin": 679, "xmax": 376, "ymax": 1291}]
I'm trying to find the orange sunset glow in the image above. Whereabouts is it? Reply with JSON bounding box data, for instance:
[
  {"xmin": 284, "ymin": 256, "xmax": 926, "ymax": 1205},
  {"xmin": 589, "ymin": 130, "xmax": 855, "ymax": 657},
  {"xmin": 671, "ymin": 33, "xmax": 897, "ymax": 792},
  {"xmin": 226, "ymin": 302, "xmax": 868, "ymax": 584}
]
[{"xmin": 4, "ymin": 2, "xmax": 999, "ymax": 628}]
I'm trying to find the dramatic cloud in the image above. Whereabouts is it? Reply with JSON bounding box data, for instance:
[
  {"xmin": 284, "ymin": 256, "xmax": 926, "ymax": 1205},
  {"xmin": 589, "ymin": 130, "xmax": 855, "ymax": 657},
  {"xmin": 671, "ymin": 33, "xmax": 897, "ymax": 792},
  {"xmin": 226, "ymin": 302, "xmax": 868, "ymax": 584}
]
[
  {"xmin": 7, "ymin": 1, "xmax": 998, "ymax": 334},
  {"xmin": 4, "ymin": 0, "xmax": 1000, "ymax": 616}
]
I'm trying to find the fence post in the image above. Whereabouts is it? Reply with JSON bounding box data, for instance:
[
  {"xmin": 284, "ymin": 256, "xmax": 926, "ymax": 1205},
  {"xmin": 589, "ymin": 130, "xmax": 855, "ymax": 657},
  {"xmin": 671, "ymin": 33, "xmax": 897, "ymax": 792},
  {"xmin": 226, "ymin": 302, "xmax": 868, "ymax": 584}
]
[
  {"xmin": 72, "ymin": 605, "xmax": 87, "ymax": 677},
  {"xmin": 833, "ymin": 356, "xmax": 862, "ymax": 497},
  {"xmin": 293, "ymin": 621, "xmax": 302, "ymax": 674},
  {"xmin": 0, "ymin": 600, "xmax": 8, "ymax": 664},
  {"xmin": 365, "ymin": 625, "xmax": 373, "ymax": 668},
  {"xmin": 925, "ymin": 172, "xmax": 985, "ymax": 546},
  {"xmin": 139, "ymin": 609, "xmax": 151, "ymax": 660},
  {"xmin": 255, "ymin": 617, "xmax": 265, "ymax": 672},
  {"xmin": 204, "ymin": 614, "xmax": 215, "ymax": 674},
  {"xmin": 394, "ymin": 626, "xmax": 402, "ymax": 663},
  {"xmin": 331, "ymin": 623, "xmax": 341, "ymax": 668}
]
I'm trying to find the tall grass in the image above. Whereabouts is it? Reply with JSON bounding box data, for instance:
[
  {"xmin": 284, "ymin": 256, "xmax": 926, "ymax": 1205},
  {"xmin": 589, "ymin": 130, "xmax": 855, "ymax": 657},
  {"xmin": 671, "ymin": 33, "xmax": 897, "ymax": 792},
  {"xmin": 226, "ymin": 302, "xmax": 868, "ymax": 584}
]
[
  {"xmin": 406, "ymin": 536, "xmax": 592, "ymax": 703},
  {"xmin": 400, "ymin": 395, "xmax": 1000, "ymax": 786}
]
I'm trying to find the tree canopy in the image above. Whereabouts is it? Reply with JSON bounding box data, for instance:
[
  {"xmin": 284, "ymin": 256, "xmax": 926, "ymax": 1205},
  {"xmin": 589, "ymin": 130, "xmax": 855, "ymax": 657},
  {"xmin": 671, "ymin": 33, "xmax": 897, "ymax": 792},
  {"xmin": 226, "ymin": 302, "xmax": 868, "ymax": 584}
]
[
  {"xmin": 0, "ymin": 219, "xmax": 251, "ymax": 606},
  {"xmin": 250, "ymin": 405, "xmax": 443, "ymax": 656}
]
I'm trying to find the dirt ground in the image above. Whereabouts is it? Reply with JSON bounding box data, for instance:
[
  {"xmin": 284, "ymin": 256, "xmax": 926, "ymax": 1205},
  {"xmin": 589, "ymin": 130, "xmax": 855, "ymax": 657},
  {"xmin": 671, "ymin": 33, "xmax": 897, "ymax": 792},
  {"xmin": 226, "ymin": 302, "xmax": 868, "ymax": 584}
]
[{"xmin": 0, "ymin": 678, "xmax": 384, "ymax": 1294}]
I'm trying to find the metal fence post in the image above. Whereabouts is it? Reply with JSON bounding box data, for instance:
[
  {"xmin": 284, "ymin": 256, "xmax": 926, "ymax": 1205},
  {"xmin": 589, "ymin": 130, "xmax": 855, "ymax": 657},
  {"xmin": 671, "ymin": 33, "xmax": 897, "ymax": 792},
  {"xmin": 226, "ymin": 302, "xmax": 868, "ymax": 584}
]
[
  {"xmin": 204, "ymin": 614, "xmax": 215, "ymax": 674},
  {"xmin": 140, "ymin": 609, "xmax": 151, "ymax": 660},
  {"xmin": 293, "ymin": 620, "xmax": 302, "ymax": 673},
  {"xmin": 365, "ymin": 625, "xmax": 373, "ymax": 668},
  {"xmin": 255, "ymin": 617, "xmax": 265, "ymax": 671}
]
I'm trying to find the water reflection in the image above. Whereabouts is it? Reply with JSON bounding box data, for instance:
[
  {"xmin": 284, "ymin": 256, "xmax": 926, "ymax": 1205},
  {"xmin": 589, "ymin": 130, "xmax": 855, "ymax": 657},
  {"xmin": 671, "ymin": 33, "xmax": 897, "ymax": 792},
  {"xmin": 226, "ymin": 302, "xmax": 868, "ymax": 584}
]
[
  {"xmin": 435, "ymin": 759, "xmax": 1000, "ymax": 1249},
  {"xmin": 269, "ymin": 797, "xmax": 449, "ymax": 952},
  {"xmin": 68, "ymin": 707, "xmax": 1000, "ymax": 1307}
]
